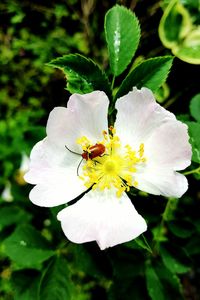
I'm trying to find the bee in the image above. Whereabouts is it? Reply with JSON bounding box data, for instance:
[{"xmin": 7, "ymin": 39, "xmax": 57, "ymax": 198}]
[
  {"xmin": 65, "ymin": 143, "xmax": 106, "ymax": 175},
  {"xmin": 81, "ymin": 143, "xmax": 106, "ymax": 160}
]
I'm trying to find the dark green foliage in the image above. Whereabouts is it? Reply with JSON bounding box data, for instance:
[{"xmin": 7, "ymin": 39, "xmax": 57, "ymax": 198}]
[
  {"xmin": 11, "ymin": 270, "xmax": 41, "ymax": 300},
  {"xmin": 145, "ymin": 261, "xmax": 166, "ymax": 300},
  {"xmin": 48, "ymin": 54, "xmax": 112, "ymax": 98},
  {"xmin": 115, "ymin": 56, "xmax": 174, "ymax": 99},
  {"xmin": 186, "ymin": 122, "xmax": 200, "ymax": 163},
  {"xmin": 0, "ymin": 206, "xmax": 32, "ymax": 232},
  {"xmin": 189, "ymin": 94, "xmax": 200, "ymax": 122},
  {"xmin": 3, "ymin": 225, "xmax": 55, "ymax": 268},
  {"xmin": 39, "ymin": 257, "xmax": 73, "ymax": 300},
  {"xmin": 160, "ymin": 245, "xmax": 191, "ymax": 274}
]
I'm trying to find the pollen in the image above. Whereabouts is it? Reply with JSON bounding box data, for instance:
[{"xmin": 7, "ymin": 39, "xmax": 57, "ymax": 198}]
[
  {"xmin": 104, "ymin": 160, "xmax": 117, "ymax": 174},
  {"xmin": 77, "ymin": 129, "xmax": 147, "ymax": 197}
]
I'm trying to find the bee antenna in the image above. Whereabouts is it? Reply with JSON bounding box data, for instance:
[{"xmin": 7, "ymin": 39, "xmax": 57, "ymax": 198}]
[
  {"xmin": 65, "ymin": 145, "xmax": 81, "ymax": 156},
  {"xmin": 77, "ymin": 158, "xmax": 84, "ymax": 176}
]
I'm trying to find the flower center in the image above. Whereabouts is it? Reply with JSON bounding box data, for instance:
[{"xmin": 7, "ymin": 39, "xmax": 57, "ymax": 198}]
[
  {"xmin": 77, "ymin": 127, "xmax": 147, "ymax": 197},
  {"xmin": 104, "ymin": 159, "xmax": 117, "ymax": 174}
]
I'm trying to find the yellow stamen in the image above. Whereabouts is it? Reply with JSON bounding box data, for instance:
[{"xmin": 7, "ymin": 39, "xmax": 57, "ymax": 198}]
[{"xmin": 76, "ymin": 129, "xmax": 147, "ymax": 197}]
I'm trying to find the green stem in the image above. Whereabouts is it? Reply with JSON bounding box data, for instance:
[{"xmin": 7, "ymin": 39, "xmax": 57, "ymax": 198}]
[
  {"xmin": 183, "ymin": 166, "xmax": 200, "ymax": 176},
  {"xmin": 153, "ymin": 197, "xmax": 175, "ymax": 254},
  {"xmin": 142, "ymin": 234, "xmax": 153, "ymax": 254},
  {"xmin": 111, "ymin": 76, "xmax": 115, "ymax": 90}
]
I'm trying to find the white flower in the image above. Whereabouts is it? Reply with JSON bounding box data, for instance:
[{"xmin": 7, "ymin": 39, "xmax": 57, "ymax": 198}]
[
  {"xmin": 1, "ymin": 182, "xmax": 13, "ymax": 202},
  {"xmin": 24, "ymin": 87, "xmax": 191, "ymax": 250},
  {"xmin": 20, "ymin": 153, "xmax": 30, "ymax": 174},
  {"xmin": 15, "ymin": 153, "xmax": 30, "ymax": 185}
]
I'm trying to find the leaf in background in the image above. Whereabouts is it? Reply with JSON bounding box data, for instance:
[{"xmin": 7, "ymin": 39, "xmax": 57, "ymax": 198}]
[
  {"xmin": 185, "ymin": 121, "xmax": 200, "ymax": 163},
  {"xmin": 162, "ymin": 198, "xmax": 178, "ymax": 222},
  {"xmin": 125, "ymin": 235, "xmax": 152, "ymax": 253},
  {"xmin": 108, "ymin": 248, "xmax": 147, "ymax": 299},
  {"xmin": 145, "ymin": 261, "xmax": 165, "ymax": 300},
  {"xmin": 11, "ymin": 270, "xmax": 41, "ymax": 300},
  {"xmin": 105, "ymin": 5, "xmax": 140, "ymax": 76},
  {"xmin": 3, "ymin": 225, "xmax": 55, "ymax": 268},
  {"xmin": 0, "ymin": 206, "xmax": 32, "ymax": 232},
  {"xmin": 152, "ymin": 225, "xmax": 168, "ymax": 243},
  {"xmin": 185, "ymin": 236, "xmax": 200, "ymax": 256},
  {"xmin": 159, "ymin": 0, "xmax": 200, "ymax": 64},
  {"xmin": 155, "ymin": 263, "xmax": 184, "ymax": 299},
  {"xmin": 168, "ymin": 220, "xmax": 194, "ymax": 238},
  {"xmin": 109, "ymin": 277, "xmax": 148, "ymax": 300},
  {"xmin": 177, "ymin": 114, "xmax": 190, "ymax": 122},
  {"xmin": 115, "ymin": 56, "xmax": 173, "ymax": 99},
  {"xmin": 189, "ymin": 93, "xmax": 200, "ymax": 122},
  {"xmin": 159, "ymin": 0, "xmax": 192, "ymax": 49},
  {"xmin": 39, "ymin": 257, "xmax": 73, "ymax": 300},
  {"xmin": 73, "ymin": 244, "xmax": 104, "ymax": 279},
  {"xmin": 172, "ymin": 27, "xmax": 200, "ymax": 64},
  {"xmin": 47, "ymin": 54, "xmax": 112, "ymax": 98},
  {"xmin": 155, "ymin": 83, "xmax": 170, "ymax": 103},
  {"xmin": 160, "ymin": 245, "xmax": 191, "ymax": 274}
]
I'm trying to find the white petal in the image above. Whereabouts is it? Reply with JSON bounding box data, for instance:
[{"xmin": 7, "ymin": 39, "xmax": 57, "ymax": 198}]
[
  {"xmin": 28, "ymin": 166, "xmax": 86, "ymax": 207},
  {"xmin": 25, "ymin": 91, "xmax": 109, "ymax": 207},
  {"xmin": 136, "ymin": 169, "xmax": 188, "ymax": 198},
  {"xmin": 57, "ymin": 190, "xmax": 147, "ymax": 250},
  {"xmin": 46, "ymin": 91, "xmax": 109, "ymax": 152},
  {"xmin": 145, "ymin": 121, "xmax": 192, "ymax": 170},
  {"xmin": 115, "ymin": 87, "xmax": 191, "ymax": 198},
  {"xmin": 115, "ymin": 87, "xmax": 175, "ymax": 148},
  {"xmin": 20, "ymin": 153, "xmax": 30, "ymax": 173},
  {"xmin": 24, "ymin": 139, "xmax": 86, "ymax": 207}
]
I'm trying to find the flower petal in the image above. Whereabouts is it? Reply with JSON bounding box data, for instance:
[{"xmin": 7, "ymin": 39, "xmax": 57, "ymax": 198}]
[
  {"xmin": 115, "ymin": 87, "xmax": 175, "ymax": 148},
  {"xmin": 47, "ymin": 91, "xmax": 109, "ymax": 152},
  {"xmin": 115, "ymin": 87, "xmax": 191, "ymax": 198},
  {"xmin": 57, "ymin": 190, "xmax": 147, "ymax": 250},
  {"xmin": 136, "ymin": 169, "xmax": 188, "ymax": 198},
  {"xmin": 25, "ymin": 91, "xmax": 109, "ymax": 207},
  {"xmin": 145, "ymin": 121, "xmax": 192, "ymax": 170},
  {"xmin": 24, "ymin": 138, "xmax": 86, "ymax": 207}
]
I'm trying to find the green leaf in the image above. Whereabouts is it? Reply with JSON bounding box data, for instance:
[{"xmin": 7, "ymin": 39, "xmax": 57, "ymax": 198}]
[
  {"xmin": 39, "ymin": 257, "xmax": 72, "ymax": 300},
  {"xmin": 146, "ymin": 260, "xmax": 183, "ymax": 300},
  {"xmin": 159, "ymin": 0, "xmax": 192, "ymax": 49},
  {"xmin": 47, "ymin": 54, "xmax": 111, "ymax": 98},
  {"xmin": 0, "ymin": 206, "xmax": 31, "ymax": 232},
  {"xmin": 12, "ymin": 270, "xmax": 40, "ymax": 300},
  {"xmin": 73, "ymin": 244, "xmax": 104, "ymax": 278},
  {"xmin": 3, "ymin": 225, "xmax": 55, "ymax": 268},
  {"xmin": 177, "ymin": 114, "xmax": 190, "ymax": 122},
  {"xmin": 172, "ymin": 28, "xmax": 200, "ymax": 64},
  {"xmin": 159, "ymin": 0, "xmax": 200, "ymax": 64},
  {"xmin": 155, "ymin": 263, "xmax": 184, "ymax": 299},
  {"xmin": 185, "ymin": 236, "xmax": 200, "ymax": 255},
  {"xmin": 160, "ymin": 245, "xmax": 191, "ymax": 274},
  {"xmin": 109, "ymin": 278, "xmax": 148, "ymax": 300},
  {"xmin": 168, "ymin": 220, "xmax": 194, "ymax": 238},
  {"xmin": 185, "ymin": 121, "xmax": 200, "ymax": 163},
  {"xmin": 189, "ymin": 93, "xmax": 200, "ymax": 122},
  {"xmin": 155, "ymin": 83, "xmax": 170, "ymax": 103},
  {"xmin": 115, "ymin": 56, "xmax": 173, "ymax": 99},
  {"xmin": 105, "ymin": 5, "xmax": 140, "ymax": 76},
  {"xmin": 152, "ymin": 225, "xmax": 168, "ymax": 243},
  {"xmin": 125, "ymin": 235, "xmax": 152, "ymax": 253},
  {"xmin": 145, "ymin": 261, "xmax": 165, "ymax": 300},
  {"xmin": 162, "ymin": 197, "xmax": 178, "ymax": 222}
]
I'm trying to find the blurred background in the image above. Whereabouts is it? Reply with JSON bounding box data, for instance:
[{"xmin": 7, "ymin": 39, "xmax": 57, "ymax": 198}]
[{"xmin": 0, "ymin": 0, "xmax": 200, "ymax": 299}]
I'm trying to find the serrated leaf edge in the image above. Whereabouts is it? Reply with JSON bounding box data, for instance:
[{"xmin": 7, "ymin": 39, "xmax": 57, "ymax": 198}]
[
  {"xmin": 115, "ymin": 55, "xmax": 174, "ymax": 99},
  {"xmin": 104, "ymin": 4, "xmax": 141, "ymax": 76}
]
